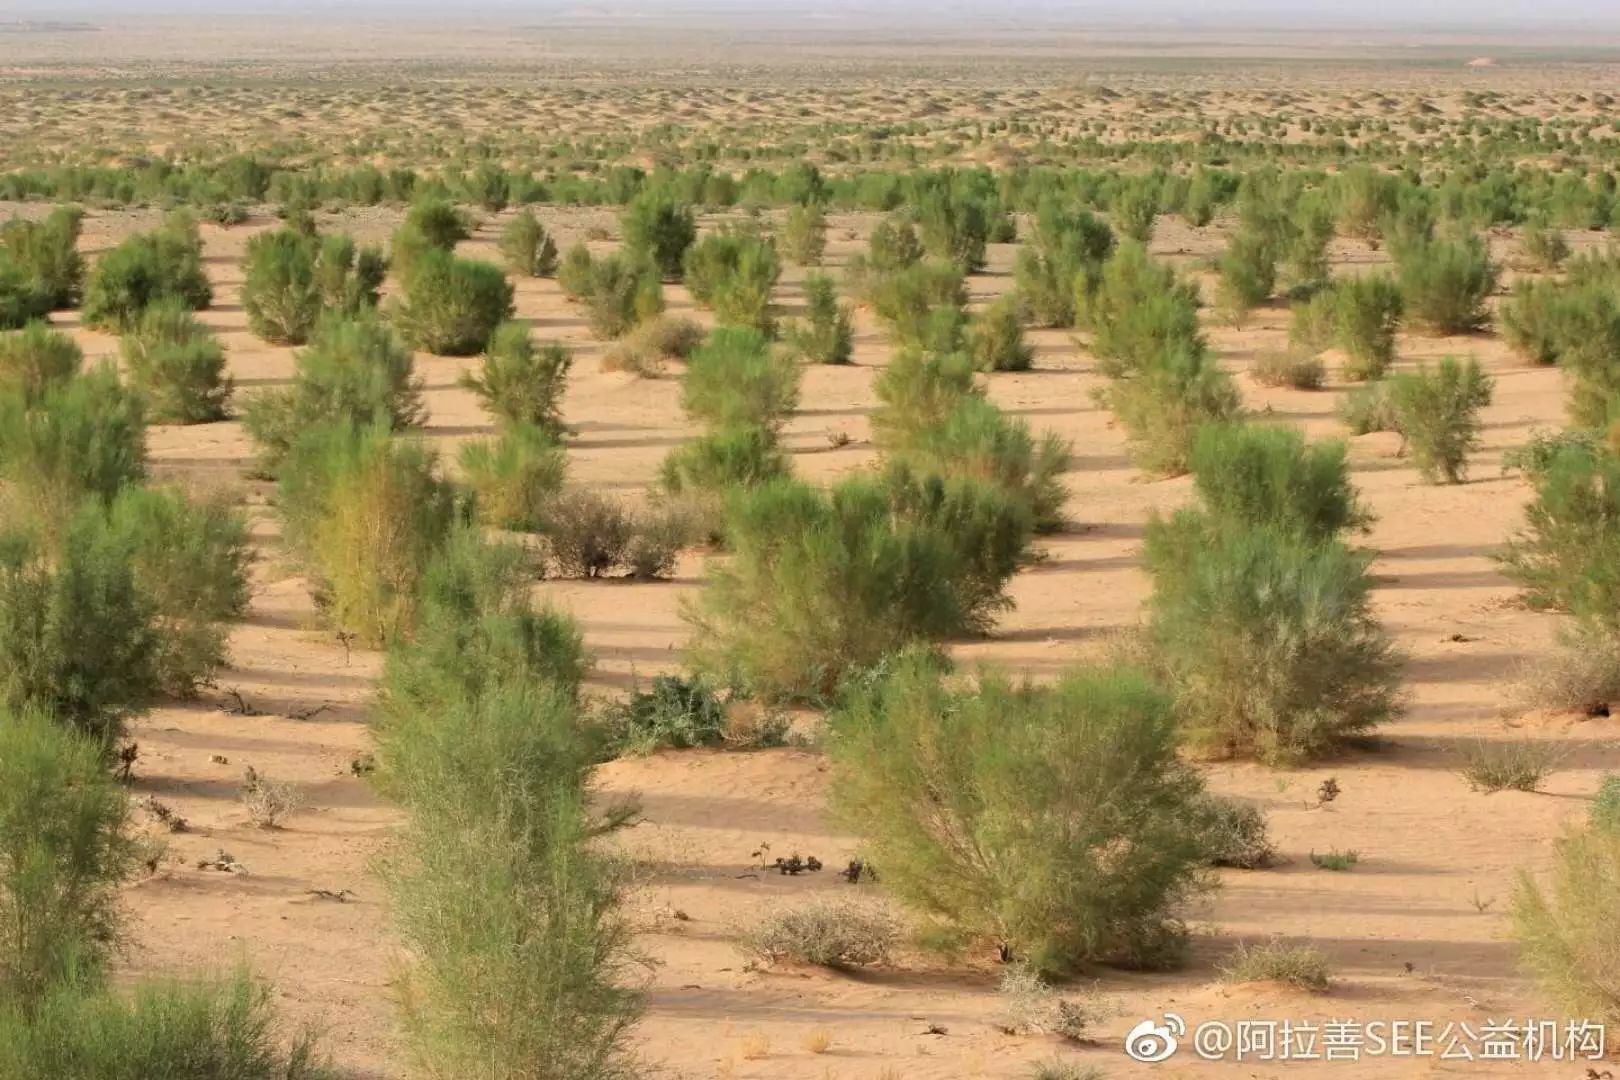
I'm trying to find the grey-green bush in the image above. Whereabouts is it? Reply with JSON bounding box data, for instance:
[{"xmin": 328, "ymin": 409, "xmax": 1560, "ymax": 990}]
[
  {"xmin": 1395, "ymin": 234, "xmax": 1497, "ymax": 335},
  {"xmin": 621, "ymin": 192, "xmax": 696, "ymax": 280},
  {"xmin": 829, "ymin": 649, "xmax": 1207, "ymax": 973},
  {"xmin": 120, "ymin": 300, "xmax": 232, "ymax": 423},
  {"xmin": 0, "ymin": 321, "xmax": 81, "ymax": 404},
  {"xmin": 390, "ymin": 250, "xmax": 514, "ymax": 356},
  {"xmin": 459, "ymin": 422, "xmax": 568, "ymax": 532},
  {"xmin": 457, "ymin": 322, "xmax": 570, "ymax": 435},
  {"xmin": 786, "ymin": 273, "xmax": 853, "ymax": 365},
  {"xmin": 1389, "ymin": 357, "xmax": 1493, "ymax": 483},
  {"xmin": 82, "ymin": 224, "xmax": 212, "ymax": 333},
  {"xmin": 498, "ymin": 209, "xmax": 558, "ymax": 277}
]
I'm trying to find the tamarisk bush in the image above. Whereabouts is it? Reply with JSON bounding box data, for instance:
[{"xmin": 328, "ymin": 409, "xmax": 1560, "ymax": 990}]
[
  {"xmin": 390, "ymin": 198, "xmax": 469, "ymax": 279},
  {"xmin": 1512, "ymin": 801, "xmax": 1620, "ymax": 1024},
  {"xmin": 0, "ymin": 363, "xmax": 146, "ymax": 534},
  {"xmin": 828, "ymin": 649, "xmax": 1208, "ymax": 973},
  {"xmin": 120, "ymin": 300, "xmax": 232, "ymax": 423},
  {"xmin": 784, "ymin": 273, "xmax": 853, "ymax": 365},
  {"xmin": 459, "ymin": 422, "xmax": 568, "ymax": 532},
  {"xmin": 241, "ymin": 311, "xmax": 423, "ymax": 475},
  {"xmin": 241, "ymin": 228, "xmax": 322, "ymax": 345},
  {"xmin": 686, "ymin": 469, "xmax": 1033, "ymax": 698},
  {"xmin": 374, "ymin": 533, "xmax": 639, "ymax": 1079},
  {"xmin": 82, "ymin": 219, "xmax": 212, "ymax": 333},
  {"xmin": 1499, "ymin": 440, "xmax": 1620, "ymax": 629},
  {"xmin": 0, "ymin": 321, "xmax": 80, "ymax": 403},
  {"xmin": 498, "ymin": 209, "xmax": 558, "ymax": 277},
  {"xmin": 0, "ymin": 206, "xmax": 84, "ymax": 311},
  {"xmin": 1389, "ymin": 357, "xmax": 1493, "ymax": 483},
  {"xmin": 780, "ymin": 202, "xmax": 827, "ymax": 266},
  {"xmin": 1144, "ymin": 421, "xmax": 1397, "ymax": 764},
  {"xmin": 457, "ymin": 322, "xmax": 571, "ymax": 435},
  {"xmin": 1076, "ymin": 242, "xmax": 1202, "ymax": 378},
  {"xmin": 1013, "ymin": 199, "xmax": 1114, "ymax": 328},
  {"xmin": 678, "ymin": 327, "xmax": 800, "ymax": 433},
  {"xmin": 1104, "ymin": 342, "xmax": 1242, "ymax": 477},
  {"xmin": 967, "ymin": 295, "xmax": 1033, "ymax": 373},
  {"xmin": 390, "ymin": 249, "xmax": 514, "ymax": 355},
  {"xmin": 1395, "ymin": 233, "xmax": 1498, "ymax": 335},
  {"xmin": 622, "ymin": 191, "xmax": 696, "ymax": 280}
]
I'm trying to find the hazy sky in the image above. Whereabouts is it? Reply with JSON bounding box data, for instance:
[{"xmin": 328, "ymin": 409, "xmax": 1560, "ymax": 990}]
[{"xmin": 11, "ymin": 0, "xmax": 1620, "ymax": 29}]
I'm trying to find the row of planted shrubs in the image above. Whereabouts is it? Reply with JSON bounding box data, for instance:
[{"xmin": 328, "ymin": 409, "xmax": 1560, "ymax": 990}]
[{"xmin": 0, "ymin": 307, "xmax": 326, "ymax": 1073}]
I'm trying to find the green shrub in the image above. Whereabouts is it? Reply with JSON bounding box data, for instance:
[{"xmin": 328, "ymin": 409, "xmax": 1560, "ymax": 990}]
[
  {"xmin": 916, "ymin": 185, "xmax": 989, "ymax": 273},
  {"xmin": 120, "ymin": 300, "xmax": 232, "ymax": 423},
  {"xmin": 0, "ymin": 364, "xmax": 146, "ymax": 533},
  {"xmin": 104, "ymin": 486, "xmax": 251, "ymax": 698},
  {"xmin": 1215, "ymin": 229, "xmax": 1277, "ymax": 327},
  {"xmin": 0, "ymin": 256, "xmax": 52, "ymax": 331},
  {"xmin": 277, "ymin": 423, "xmax": 455, "ymax": 647},
  {"xmin": 1519, "ymin": 218, "xmax": 1571, "ymax": 272},
  {"xmin": 241, "ymin": 229, "xmax": 321, "ymax": 345},
  {"xmin": 680, "ymin": 327, "xmax": 799, "ymax": 433},
  {"xmin": 828, "ymin": 650, "xmax": 1207, "ymax": 973},
  {"xmin": 1111, "ymin": 182, "xmax": 1159, "ymax": 243},
  {"xmin": 1147, "ymin": 527, "xmax": 1402, "ymax": 764},
  {"xmin": 1193, "ymin": 795, "xmax": 1276, "ymax": 869},
  {"xmin": 457, "ymin": 322, "xmax": 570, "ymax": 434},
  {"xmin": 0, "ymin": 510, "xmax": 158, "ymax": 741},
  {"xmin": 894, "ymin": 395, "xmax": 1069, "ymax": 533},
  {"xmin": 1186, "ymin": 422, "xmax": 1368, "ymax": 542},
  {"xmin": 1288, "ymin": 291, "xmax": 1337, "ymax": 354},
  {"xmin": 0, "ymin": 321, "xmax": 81, "ymax": 404},
  {"xmin": 390, "ymin": 198, "xmax": 468, "ymax": 279},
  {"xmin": 314, "ymin": 233, "xmax": 386, "ymax": 316},
  {"xmin": 686, "ymin": 473, "xmax": 1028, "ymax": 698},
  {"xmin": 780, "ymin": 202, "xmax": 827, "ymax": 266},
  {"xmin": 82, "ymin": 226, "xmax": 212, "ymax": 333},
  {"xmin": 1396, "ymin": 234, "xmax": 1498, "ymax": 335},
  {"xmin": 0, "ymin": 971, "xmax": 333, "ymax": 1079},
  {"xmin": 557, "ymin": 241, "xmax": 593, "ymax": 301},
  {"xmin": 0, "ymin": 206, "xmax": 84, "ymax": 311},
  {"xmin": 1500, "ymin": 278, "xmax": 1571, "ymax": 366},
  {"xmin": 376, "ymin": 528, "xmax": 588, "ymax": 722},
  {"xmin": 1077, "ymin": 242, "xmax": 1202, "ymax": 378},
  {"xmin": 0, "ymin": 707, "xmax": 134, "ymax": 1005},
  {"xmin": 1334, "ymin": 165, "xmax": 1400, "ymax": 239},
  {"xmin": 498, "ymin": 209, "xmax": 558, "ymax": 277},
  {"xmin": 659, "ymin": 427, "xmax": 791, "ymax": 496},
  {"xmin": 458, "ymin": 422, "xmax": 567, "ymax": 532},
  {"xmin": 967, "ymin": 295, "xmax": 1033, "ymax": 373},
  {"xmin": 785, "ymin": 273, "xmax": 853, "ymax": 365},
  {"xmin": 581, "ymin": 253, "xmax": 663, "ymax": 340},
  {"xmin": 1105, "ymin": 344, "xmax": 1243, "ymax": 477},
  {"xmin": 1512, "ymin": 821, "xmax": 1620, "ymax": 1023},
  {"xmin": 869, "ymin": 259, "xmax": 967, "ymax": 349},
  {"xmin": 381, "ymin": 680, "xmax": 639, "ymax": 1080},
  {"xmin": 621, "ymin": 192, "xmax": 696, "ymax": 280},
  {"xmin": 1310, "ymin": 849, "xmax": 1360, "ymax": 872},
  {"xmin": 241, "ymin": 312, "xmax": 423, "ymax": 475},
  {"xmin": 1333, "ymin": 273, "xmax": 1404, "ymax": 380},
  {"xmin": 1593, "ymin": 775, "xmax": 1620, "ymax": 832},
  {"xmin": 1498, "ymin": 440, "xmax": 1620, "ymax": 629},
  {"xmin": 391, "ymin": 250, "xmax": 513, "ymax": 356},
  {"xmin": 871, "ymin": 348, "xmax": 979, "ymax": 451},
  {"xmin": 1389, "ymin": 357, "xmax": 1493, "ymax": 483},
  {"xmin": 1014, "ymin": 200, "xmax": 1114, "ymax": 327},
  {"xmin": 1338, "ymin": 380, "xmax": 1399, "ymax": 435},
  {"xmin": 603, "ymin": 673, "xmax": 728, "ymax": 753}
]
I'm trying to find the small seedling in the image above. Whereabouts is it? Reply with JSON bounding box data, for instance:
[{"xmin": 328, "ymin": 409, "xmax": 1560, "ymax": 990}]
[{"xmin": 1311, "ymin": 848, "xmax": 1360, "ymax": 872}]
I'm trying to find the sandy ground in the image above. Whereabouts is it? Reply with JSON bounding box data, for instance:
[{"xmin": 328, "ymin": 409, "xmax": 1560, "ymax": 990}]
[{"xmin": 16, "ymin": 200, "xmax": 1615, "ymax": 1079}]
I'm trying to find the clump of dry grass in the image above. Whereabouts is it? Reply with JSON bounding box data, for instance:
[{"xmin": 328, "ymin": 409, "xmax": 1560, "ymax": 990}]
[
  {"xmin": 1220, "ymin": 939, "xmax": 1332, "ymax": 992},
  {"xmin": 995, "ymin": 963, "xmax": 1095, "ymax": 1039},
  {"xmin": 740, "ymin": 896, "xmax": 899, "ymax": 970},
  {"xmin": 1516, "ymin": 632, "xmax": 1620, "ymax": 717},
  {"xmin": 240, "ymin": 766, "xmax": 303, "ymax": 829},
  {"xmin": 1458, "ymin": 737, "xmax": 1563, "ymax": 794}
]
